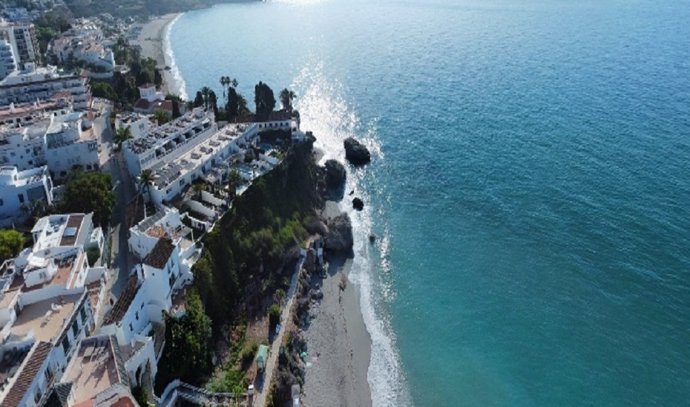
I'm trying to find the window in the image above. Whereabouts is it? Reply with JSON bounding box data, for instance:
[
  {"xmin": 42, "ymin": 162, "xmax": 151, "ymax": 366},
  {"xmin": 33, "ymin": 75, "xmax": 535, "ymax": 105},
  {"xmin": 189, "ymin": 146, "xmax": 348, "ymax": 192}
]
[
  {"xmin": 17, "ymin": 194, "xmax": 24, "ymax": 204},
  {"xmin": 71, "ymin": 321, "xmax": 78, "ymax": 337},
  {"xmin": 140, "ymin": 302, "xmax": 144, "ymax": 309},
  {"xmin": 135, "ymin": 311, "xmax": 139, "ymax": 320},
  {"xmin": 61, "ymin": 336, "xmax": 70, "ymax": 353},
  {"xmin": 80, "ymin": 306, "xmax": 87, "ymax": 323},
  {"xmin": 129, "ymin": 323, "xmax": 133, "ymax": 332},
  {"xmin": 0, "ymin": 199, "xmax": 3, "ymax": 206}
]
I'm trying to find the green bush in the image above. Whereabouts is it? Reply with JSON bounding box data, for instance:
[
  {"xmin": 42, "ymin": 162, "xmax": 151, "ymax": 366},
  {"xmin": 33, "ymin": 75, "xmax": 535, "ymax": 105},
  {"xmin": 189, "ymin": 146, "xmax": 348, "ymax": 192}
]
[
  {"xmin": 268, "ymin": 304, "xmax": 281, "ymax": 328},
  {"xmin": 239, "ymin": 341, "xmax": 259, "ymax": 367},
  {"xmin": 86, "ymin": 246, "xmax": 101, "ymax": 266}
]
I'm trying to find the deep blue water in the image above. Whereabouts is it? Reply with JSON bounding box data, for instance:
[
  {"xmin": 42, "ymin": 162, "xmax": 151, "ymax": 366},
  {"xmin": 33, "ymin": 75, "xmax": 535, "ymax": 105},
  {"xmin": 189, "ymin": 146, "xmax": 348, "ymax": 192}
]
[{"xmin": 169, "ymin": 0, "xmax": 690, "ymax": 405}]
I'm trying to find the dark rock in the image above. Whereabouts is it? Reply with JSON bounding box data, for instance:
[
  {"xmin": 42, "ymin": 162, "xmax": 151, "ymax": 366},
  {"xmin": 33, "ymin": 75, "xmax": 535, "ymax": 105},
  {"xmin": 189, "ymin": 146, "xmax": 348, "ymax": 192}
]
[
  {"xmin": 324, "ymin": 159, "xmax": 346, "ymax": 189},
  {"xmin": 305, "ymin": 216, "xmax": 329, "ymax": 236},
  {"xmin": 344, "ymin": 137, "xmax": 371, "ymax": 166},
  {"xmin": 352, "ymin": 197, "xmax": 364, "ymax": 211},
  {"xmin": 323, "ymin": 213, "xmax": 354, "ymax": 252}
]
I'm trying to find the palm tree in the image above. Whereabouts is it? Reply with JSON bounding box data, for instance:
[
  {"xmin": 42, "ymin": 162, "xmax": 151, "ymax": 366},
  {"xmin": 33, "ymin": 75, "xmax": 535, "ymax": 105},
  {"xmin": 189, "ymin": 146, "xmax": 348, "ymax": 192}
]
[
  {"xmin": 201, "ymin": 86, "xmax": 211, "ymax": 109},
  {"xmin": 113, "ymin": 126, "xmax": 132, "ymax": 151},
  {"xmin": 153, "ymin": 110, "xmax": 169, "ymax": 125},
  {"xmin": 219, "ymin": 76, "xmax": 229, "ymax": 98},
  {"xmin": 138, "ymin": 169, "xmax": 155, "ymax": 202},
  {"xmin": 280, "ymin": 88, "xmax": 296, "ymax": 112}
]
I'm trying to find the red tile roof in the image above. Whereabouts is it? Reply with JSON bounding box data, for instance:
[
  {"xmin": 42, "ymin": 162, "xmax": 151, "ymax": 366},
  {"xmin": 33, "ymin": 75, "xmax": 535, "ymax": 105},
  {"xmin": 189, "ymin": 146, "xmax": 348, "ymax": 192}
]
[
  {"xmin": 103, "ymin": 275, "xmax": 139, "ymax": 326},
  {"xmin": 1, "ymin": 342, "xmax": 52, "ymax": 407},
  {"xmin": 143, "ymin": 238, "xmax": 175, "ymax": 269}
]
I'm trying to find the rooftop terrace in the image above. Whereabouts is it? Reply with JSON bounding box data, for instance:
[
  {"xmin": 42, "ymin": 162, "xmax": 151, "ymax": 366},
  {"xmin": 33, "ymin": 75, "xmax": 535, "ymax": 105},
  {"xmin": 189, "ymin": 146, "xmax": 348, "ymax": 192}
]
[
  {"xmin": 125, "ymin": 108, "xmax": 211, "ymax": 156},
  {"xmin": 62, "ymin": 335, "xmax": 127, "ymax": 405},
  {"xmin": 10, "ymin": 292, "xmax": 82, "ymax": 343}
]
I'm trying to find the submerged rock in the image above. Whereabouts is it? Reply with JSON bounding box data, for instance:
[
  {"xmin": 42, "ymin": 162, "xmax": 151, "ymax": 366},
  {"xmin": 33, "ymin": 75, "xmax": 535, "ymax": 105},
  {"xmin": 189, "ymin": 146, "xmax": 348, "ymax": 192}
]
[
  {"xmin": 352, "ymin": 197, "xmax": 364, "ymax": 211},
  {"xmin": 323, "ymin": 213, "xmax": 354, "ymax": 252},
  {"xmin": 344, "ymin": 137, "xmax": 371, "ymax": 166}
]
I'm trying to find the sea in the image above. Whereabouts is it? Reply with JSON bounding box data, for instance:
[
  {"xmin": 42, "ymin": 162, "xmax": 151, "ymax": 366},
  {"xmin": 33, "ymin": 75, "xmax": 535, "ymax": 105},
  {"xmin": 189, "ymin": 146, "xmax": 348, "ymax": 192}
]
[{"xmin": 166, "ymin": 0, "xmax": 690, "ymax": 405}]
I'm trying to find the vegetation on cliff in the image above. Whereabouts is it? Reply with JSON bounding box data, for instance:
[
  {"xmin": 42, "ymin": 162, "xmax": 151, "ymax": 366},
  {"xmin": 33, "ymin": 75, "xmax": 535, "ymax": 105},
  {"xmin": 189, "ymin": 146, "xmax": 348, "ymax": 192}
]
[{"xmin": 193, "ymin": 134, "xmax": 321, "ymax": 327}]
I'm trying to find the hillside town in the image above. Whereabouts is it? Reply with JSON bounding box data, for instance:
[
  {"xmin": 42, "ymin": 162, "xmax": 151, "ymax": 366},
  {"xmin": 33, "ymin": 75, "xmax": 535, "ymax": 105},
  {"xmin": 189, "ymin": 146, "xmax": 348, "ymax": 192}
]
[{"xmin": 0, "ymin": 4, "xmax": 308, "ymax": 407}]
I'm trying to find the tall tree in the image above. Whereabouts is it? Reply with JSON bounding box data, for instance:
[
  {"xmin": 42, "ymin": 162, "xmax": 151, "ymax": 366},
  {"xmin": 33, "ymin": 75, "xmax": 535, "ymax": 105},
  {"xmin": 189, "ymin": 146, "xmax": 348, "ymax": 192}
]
[
  {"xmin": 254, "ymin": 81, "xmax": 276, "ymax": 121},
  {"xmin": 219, "ymin": 76, "xmax": 229, "ymax": 98},
  {"xmin": 208, "ymin": 90, "xmax": 219, "ymax": 117},
  {"xmin": 138, "ymin": 169, "xmax": 155, "ymax": 202},
  {"xmin": 61, "ymin": 170, "xmax": 115, "ymax": 227},
  {"xmin": 279, "ymin": 88, "xmax": 296, "ymax": 112},
  {"xmin": 193, "ymin": 91, "xmax": 204, "ymax": 108},
  {"xmin": 0, "ymin": 230, "xmax": 26, "ymax": 263},
  {"xmin": 226, "ymin": 86, "xmax": 239, "ymax": 120},
  {"xmin": 157, "ymin": 291, "xmax": 212, "ymax": 387},
  {"xmin": 201, "ymin": 86, "xmax": 212, "ymax": 109}
]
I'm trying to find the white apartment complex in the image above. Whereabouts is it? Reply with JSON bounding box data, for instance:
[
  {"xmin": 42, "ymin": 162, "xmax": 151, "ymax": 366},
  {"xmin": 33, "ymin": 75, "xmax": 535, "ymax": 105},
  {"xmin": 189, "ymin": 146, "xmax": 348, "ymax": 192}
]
[
  {"xmin": 122, "ymin": 108, "xmax": 216, "ymax": 178},
  {"xmin": 0, "ymin": 21, "xmax": 38, "ymax": 65},
  {"xmin": 0, "ymin": 111, "xmax": 100, "ymax": 179},
  {"xmin": 0, "ymin": 40, "xmax": 16, "ymax": 81},
  {"xmin": 50, "ymin": 21, "xmax": 116, "ymax": 74},
  {"xmin": 0, "ymin": 64, "xmax": 91, "ymax": 110}
]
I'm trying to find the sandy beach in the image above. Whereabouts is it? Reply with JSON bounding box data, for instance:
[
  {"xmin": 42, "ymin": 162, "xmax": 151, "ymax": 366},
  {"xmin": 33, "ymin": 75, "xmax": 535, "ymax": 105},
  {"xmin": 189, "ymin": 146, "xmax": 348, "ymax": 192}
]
[
  {"xmin": 302, "ymin": 202, "xmax": 373, "ymax": 407},
  {"xmin": 132, "ymin": 13, "xmax": 181, "ymax": 96}
]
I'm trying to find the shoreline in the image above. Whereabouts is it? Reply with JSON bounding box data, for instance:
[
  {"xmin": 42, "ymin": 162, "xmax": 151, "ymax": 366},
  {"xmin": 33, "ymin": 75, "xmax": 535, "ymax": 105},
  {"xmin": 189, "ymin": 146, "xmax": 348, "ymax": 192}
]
[
  {"xmin": 132, "ymin": 13, "xmax": 183, "ymax": 97},
  {"xmin": 301, "ymin": 202, "xmax": 373, "ymax": 407}
]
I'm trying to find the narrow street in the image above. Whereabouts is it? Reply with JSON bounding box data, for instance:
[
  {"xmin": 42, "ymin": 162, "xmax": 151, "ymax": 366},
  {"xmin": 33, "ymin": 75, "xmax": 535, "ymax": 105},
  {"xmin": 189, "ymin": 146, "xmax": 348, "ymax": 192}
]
[{"xmin": 92, "ymin": 102, "xmax": 137, "ymax": 296}]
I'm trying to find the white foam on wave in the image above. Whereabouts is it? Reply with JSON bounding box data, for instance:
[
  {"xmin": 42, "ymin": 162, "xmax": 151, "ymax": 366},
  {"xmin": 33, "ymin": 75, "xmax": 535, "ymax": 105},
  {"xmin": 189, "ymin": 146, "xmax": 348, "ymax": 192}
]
[
  {"xmin": 293, "ymin": 62, "xmax": 412, "ymax": 407},
  {"xmin": 163, "ymin": 14, "xmax": 189, "ymax": 100}
]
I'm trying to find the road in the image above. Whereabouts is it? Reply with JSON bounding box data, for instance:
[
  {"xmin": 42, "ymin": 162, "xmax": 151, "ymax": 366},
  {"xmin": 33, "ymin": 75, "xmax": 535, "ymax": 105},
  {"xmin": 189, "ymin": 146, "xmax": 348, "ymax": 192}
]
[{"xmin": 93, "ymin": 102, "xmax": 138, "ymax": 296}]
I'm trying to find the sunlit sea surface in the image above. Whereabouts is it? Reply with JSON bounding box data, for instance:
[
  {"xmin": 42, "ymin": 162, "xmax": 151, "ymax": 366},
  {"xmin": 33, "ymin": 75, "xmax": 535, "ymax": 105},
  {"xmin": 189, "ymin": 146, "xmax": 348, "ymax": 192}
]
[{"xmin": 169, "ymin": 0, "xmax": 690, "ymax": 405}]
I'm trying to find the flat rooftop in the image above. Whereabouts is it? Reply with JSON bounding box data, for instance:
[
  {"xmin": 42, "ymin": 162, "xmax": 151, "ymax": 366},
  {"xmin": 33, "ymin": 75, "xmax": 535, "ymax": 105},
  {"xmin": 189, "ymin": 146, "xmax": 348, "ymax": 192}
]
[
  {"xmin": 125, "ymin": 108, "xmax": 211, "ymax": 155},
  {"xmin": 62, "ymin": 336, "xmax": 126, "ymax": 404},
  {"xmin": 151, "ymin": 123, "xmax": 252, "ymax": 189},
  {"xmin": 10, "ymin": 292, "xmax": 82, "ymax": 343}
]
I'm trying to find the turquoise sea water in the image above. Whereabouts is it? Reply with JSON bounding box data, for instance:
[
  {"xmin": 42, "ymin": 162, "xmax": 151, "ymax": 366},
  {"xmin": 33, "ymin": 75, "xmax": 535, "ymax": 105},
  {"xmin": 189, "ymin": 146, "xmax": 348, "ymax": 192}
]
[{"xmin": 168, "ymin": 0, "xmax": 690, "ymax": 405}]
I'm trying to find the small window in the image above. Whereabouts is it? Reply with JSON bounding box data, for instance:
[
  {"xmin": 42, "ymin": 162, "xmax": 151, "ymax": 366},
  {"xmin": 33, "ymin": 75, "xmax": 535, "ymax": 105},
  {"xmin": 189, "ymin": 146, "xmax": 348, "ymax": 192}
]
[
  {"xmin": 140, "ymin": 302, "xmax": 144, "ymax": 310},
  {"xmin": 129, "ymin": 323, "xmax": 133, "ymax": 332},
  {"xmin": 61, "ymin": 336, "xmax": 70, "ymax": 353},
  {"xmin": 135, "ymin": 311, "xmax": 139, "ymax": 320},
  {"xmin": 17, "ymin": 194, "xmax": 24, "ymax": 204}
]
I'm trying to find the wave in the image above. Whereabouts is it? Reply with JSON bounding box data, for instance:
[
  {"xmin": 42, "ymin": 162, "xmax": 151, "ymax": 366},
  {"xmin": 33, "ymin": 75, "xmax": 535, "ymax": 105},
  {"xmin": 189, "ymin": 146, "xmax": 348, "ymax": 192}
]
[
  {"xmin": 163, "ymin": 13, "xmax": 189, "ymax": 101},
  {"xmin": 293, "ymin": 63, "xmax": 412, "ymax": 407}
]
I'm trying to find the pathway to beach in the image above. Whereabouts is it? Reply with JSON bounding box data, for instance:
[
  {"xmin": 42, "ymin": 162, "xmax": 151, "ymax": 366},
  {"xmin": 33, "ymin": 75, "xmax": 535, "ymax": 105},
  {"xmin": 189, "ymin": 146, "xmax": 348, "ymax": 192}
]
[{"xmin": 254, "ymin": 251, "xmax": 306, "ymax": 407}]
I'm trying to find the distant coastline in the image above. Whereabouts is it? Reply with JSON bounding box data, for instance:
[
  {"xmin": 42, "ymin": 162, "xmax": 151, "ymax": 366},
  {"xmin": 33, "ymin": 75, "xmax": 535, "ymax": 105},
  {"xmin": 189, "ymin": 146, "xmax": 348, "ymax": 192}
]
[{"xmin": 132, "ymin": 13, "xmax": 184, "ymax": 97}]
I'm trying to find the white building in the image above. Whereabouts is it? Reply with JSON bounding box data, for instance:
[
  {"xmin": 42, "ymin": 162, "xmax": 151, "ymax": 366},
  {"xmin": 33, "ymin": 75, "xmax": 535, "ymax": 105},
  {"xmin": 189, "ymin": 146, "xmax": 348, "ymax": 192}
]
[
  {"xmin": 0, "ymin": 40, "xmax": 16, "ymax": 81},
  {"xmin": 0, "ymin": 111, "xmax": 100, "ymax": 180},
  {"xmin": 0, "ymin": 166, "xmax": 53, "ymax": 227},
  {"xmin": 50, "ymin": 21, "xmax": 116, "ymax": 75},
  {"xmin": 122, "ymin": 108, "xmax": 216, "ymax": 178},
  {"xmin": 147, "ymin": 122, "xmax": 257, "ymax": 206},
  {"xmin": 44, "ymin": 112, "xmax": 100, "ymax": 178},
  {"xmin": 0, "ymin": 285, "xmax": 95, "ymax": 407},
  {"xmin": 58, "ymin": 335, "xmax": 142, "ymax": 407},
  {"xmin": 0, "ymin": 21, "xmax": 38, "ymax": 65},
  {"xmin": 0, "ymin": 64, "xmax": 90, "ymax": 110},
  {"xmin": 115, "ymin": 112, "xmax": 154, "ymax": 141},
  {"xmin": 0, "ymin": 96, "xmax": 72, "ymax": 128},
  {"xmin": 128, "ymin": 208, "xmax": 200, "ymax": 288}
]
